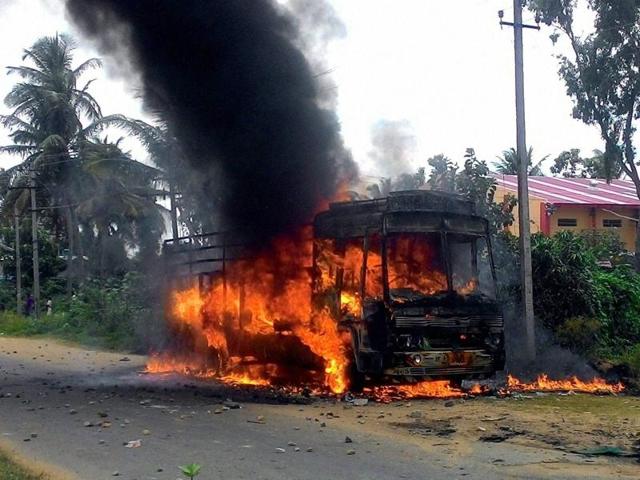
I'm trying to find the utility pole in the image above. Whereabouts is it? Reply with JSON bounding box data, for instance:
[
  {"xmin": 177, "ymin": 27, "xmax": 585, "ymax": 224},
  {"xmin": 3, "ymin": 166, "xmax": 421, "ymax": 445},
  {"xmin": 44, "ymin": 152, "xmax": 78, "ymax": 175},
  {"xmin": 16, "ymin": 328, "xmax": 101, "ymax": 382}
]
[
  {"xmin": 14, "ymin": 204, "xmax": 21, "ymax": 314},
  {"xmin": 169, "ymin": 181, "xmax": 179, "ymax": 242},
  {"xmin": 30, "ymin": 171, "xmax": 40, "ymax": 319},
  {"xmin": 499, "ymin": 2, "xmax": 540, "ymax": 361}
]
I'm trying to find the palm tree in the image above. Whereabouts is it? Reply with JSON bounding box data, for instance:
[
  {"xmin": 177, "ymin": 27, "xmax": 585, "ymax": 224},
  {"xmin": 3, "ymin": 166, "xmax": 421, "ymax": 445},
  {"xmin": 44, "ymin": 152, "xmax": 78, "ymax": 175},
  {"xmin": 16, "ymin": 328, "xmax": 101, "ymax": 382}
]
[
  {"xmin": 0, "ymin": 35, "xmax": 164, "ymax": 284},
  {"xmin": 493, "ymin": 147, "xmax": 548, "ymax": 176},
  {"xmin": 73, "ymin": 139, "xmax": 166, "ymax": 276}
]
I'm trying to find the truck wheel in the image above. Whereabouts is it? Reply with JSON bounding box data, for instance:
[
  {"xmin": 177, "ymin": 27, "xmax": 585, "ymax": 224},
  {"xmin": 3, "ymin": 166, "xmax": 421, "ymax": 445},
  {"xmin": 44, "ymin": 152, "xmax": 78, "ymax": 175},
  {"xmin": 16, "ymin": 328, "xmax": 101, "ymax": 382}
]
[{"xmin": 349, "ymin": 363, "xmax": 366, "ymax": 393}]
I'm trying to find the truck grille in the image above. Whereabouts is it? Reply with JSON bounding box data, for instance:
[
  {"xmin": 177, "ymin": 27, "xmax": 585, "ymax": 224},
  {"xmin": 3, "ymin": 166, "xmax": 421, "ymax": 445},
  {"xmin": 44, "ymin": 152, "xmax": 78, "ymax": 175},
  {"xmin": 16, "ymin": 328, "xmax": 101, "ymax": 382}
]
[{"xmin": 394, "ymin": 314, "xmax": 503, "ymax": 329}]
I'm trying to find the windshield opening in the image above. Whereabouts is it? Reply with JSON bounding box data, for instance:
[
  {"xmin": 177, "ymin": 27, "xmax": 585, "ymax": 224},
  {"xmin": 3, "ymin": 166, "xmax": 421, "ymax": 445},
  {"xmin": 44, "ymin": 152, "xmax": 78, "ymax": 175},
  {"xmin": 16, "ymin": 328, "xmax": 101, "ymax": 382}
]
[
  {"xmin": 449, "ymin": 234, "xmax": 496, "ymax": 299},
  {"xmin": 385, "ymin": 233, "xmax": 447, "ymax": 302}
]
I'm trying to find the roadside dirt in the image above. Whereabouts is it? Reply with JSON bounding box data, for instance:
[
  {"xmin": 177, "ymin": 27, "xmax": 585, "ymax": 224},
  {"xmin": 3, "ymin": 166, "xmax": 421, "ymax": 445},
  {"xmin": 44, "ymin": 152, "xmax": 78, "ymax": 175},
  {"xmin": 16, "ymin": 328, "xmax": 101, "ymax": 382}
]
[{"xmin": 0, "ymin": 336, "xmax": 638, "ymax": 480}]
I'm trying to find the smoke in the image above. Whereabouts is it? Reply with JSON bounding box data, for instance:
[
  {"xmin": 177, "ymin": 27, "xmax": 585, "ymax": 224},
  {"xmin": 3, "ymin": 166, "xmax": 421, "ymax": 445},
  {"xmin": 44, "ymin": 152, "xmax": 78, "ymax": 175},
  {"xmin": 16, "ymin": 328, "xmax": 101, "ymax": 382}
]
[
  {"xmin": 287, "ymin": 0, "xmax": 346, "ymax": 108},
  {"xmin": 368, "ymin": 119, "xmax": 417, "ymax": 178},
  {"xmin": 64, "ymin": 0, "xmax": 356, "ymax": 242}
]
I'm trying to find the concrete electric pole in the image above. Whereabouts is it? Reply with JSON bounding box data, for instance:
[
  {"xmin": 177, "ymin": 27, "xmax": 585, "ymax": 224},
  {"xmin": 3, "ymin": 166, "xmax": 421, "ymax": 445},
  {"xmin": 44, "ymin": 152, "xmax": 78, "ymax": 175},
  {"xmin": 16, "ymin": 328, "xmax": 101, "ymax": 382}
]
[
  {"xmin": 499, "ymin": 1, "xmax": 540, "ymax": 361},
  {"xmin": 14, "ymin": 204, "xmax": 21, "ymax": 314},
  {"xmin": 30, "ymin": 171, "xmax": 40, "ymax": 319}
]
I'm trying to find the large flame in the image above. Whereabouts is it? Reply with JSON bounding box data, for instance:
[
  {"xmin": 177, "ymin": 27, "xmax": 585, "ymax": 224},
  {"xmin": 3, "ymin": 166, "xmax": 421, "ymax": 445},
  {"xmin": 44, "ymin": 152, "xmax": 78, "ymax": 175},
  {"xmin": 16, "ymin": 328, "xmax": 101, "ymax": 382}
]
[{"xmin": 149, "ymin": 231, "xmax": 350, "ymax": 393}]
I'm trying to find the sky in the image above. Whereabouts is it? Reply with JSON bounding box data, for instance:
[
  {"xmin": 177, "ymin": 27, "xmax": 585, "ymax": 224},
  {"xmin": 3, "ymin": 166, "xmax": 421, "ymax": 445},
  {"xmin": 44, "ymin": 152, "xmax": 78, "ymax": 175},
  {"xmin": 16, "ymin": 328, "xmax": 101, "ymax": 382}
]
[{"xmin": 0, "ymin": 0, "xmax": 602, "ymax": 178}]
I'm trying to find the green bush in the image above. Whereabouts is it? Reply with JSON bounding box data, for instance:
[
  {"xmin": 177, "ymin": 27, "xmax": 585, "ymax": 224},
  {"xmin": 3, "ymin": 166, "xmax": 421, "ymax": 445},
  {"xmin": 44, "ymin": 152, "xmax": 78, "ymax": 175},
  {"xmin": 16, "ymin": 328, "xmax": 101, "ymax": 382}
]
[
  {"xmin": 578, "ymin": 229, "xmax": 627, "ymax": 262},
  {"xmin": 526, "ymin": 230, "xmax": 640, "ymax": 372},
  {"xmin": 556, "ymin": 316, "xmax": 601, "ymax": 351},
  {"xmin": 531, "ymin": 231, "xmax": 599, "ymax": 327},
  {"xmin": 0, "ymin": 311, "xmax": 38, "ymax": 336},
  {"xmin": 620, "ymin": 343, "xmax": 640, "ymax": 377},
  {"xmin": 593, "ymin": 267, "xmax": 640, "ymax": 348},
  {"xmin": 0, "ymin": 271, "xmax": 164, "ymax": 352}
]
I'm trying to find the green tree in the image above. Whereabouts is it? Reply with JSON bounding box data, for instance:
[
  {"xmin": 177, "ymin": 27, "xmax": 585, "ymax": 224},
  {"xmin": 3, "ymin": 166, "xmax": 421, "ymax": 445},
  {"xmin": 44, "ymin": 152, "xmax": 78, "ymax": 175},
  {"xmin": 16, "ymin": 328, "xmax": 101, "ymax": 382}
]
[
  {"xmin": 426, "ymin": 154, "xmax": 458, "ymax": 192},
  {"xmin": 493, "ymin": 147, "xmax": 548, "ymax": 176},
  {"xmin": 0, "ymin": 35, "xmax": 165, "ymax": 282},
  {"xmin": 73, "ymin": 139, "xmax": 166, "ymax": 277},
  {"xmin": 425, "ymin": 149, "xmax": 517, "ymax": 233},
  {"xmin": 529, "ymin": 0, "xmax": 640, "ymax": 264},
  {"xmin": 551, "ymin": 148, "xmax": 621, "ymax": 178}
]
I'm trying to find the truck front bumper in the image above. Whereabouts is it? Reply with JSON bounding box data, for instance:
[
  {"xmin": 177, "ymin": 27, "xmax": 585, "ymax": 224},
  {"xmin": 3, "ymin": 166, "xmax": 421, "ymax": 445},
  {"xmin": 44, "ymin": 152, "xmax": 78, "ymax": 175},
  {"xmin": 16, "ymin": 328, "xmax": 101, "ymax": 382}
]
[{"xmin": 383, "ymin": 349, "xmax": 498, "ymax": 377}]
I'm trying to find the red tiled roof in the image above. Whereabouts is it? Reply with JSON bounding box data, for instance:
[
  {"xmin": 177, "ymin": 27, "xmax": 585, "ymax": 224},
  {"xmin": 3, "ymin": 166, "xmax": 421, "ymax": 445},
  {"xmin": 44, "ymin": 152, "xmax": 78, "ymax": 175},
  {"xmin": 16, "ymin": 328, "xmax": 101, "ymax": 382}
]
[{"xmin": 493, "ymin": 174, "xmax": 640, "ymax": 206}]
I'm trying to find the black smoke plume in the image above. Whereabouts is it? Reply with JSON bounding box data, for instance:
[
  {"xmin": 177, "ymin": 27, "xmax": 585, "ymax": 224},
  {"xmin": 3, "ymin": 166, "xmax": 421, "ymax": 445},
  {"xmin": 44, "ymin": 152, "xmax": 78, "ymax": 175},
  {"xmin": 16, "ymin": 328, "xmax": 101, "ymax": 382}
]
[{"xmin": 65, "ymin": 0, "xmax": 355, "ymax": 241}]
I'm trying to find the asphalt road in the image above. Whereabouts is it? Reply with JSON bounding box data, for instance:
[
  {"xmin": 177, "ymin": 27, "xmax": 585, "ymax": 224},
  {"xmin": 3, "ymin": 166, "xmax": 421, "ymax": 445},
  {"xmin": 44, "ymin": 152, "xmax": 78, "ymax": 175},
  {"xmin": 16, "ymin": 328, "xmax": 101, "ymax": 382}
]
[{"xmin": 0, "ymin": 337, "xmax": 637, "ymax": 480}]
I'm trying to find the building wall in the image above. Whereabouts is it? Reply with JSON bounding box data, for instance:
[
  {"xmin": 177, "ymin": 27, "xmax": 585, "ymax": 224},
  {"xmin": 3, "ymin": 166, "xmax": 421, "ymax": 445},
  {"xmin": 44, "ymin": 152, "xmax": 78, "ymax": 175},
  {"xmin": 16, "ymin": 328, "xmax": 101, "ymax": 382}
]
[
  {"xmin": 549, "ymin": 205, "xmax": 637, "ymax": 250},
  {"xmin": 493, "ymin": 185, "xmax": 544, "ymax": 236},
  {"xmin": 493, "ymin": 184, "xmax": 639, "ymax": 250}
]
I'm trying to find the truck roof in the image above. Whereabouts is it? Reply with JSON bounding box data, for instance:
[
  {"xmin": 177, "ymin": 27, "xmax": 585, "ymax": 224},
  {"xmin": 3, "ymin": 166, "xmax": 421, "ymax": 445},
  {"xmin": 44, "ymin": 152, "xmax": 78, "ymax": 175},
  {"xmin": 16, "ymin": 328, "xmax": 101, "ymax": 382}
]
[{"xmin": 314, "ymin": 190, "xmax": 485, "ymax": 239}]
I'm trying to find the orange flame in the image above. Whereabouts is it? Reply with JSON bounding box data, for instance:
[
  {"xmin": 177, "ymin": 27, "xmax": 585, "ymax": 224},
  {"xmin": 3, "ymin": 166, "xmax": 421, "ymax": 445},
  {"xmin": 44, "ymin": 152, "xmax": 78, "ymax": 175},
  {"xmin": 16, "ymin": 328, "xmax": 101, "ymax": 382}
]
[
  {"xmin": 372, "ymin": 380, "xmax": 466, "ymax": 400},
  {"xmin": 506, "ymin": 374, "xmax": 624, "ymax": 394},
  {"xmin": 151, "ymin": 231, "xmax": 350, "ymax": 393}
]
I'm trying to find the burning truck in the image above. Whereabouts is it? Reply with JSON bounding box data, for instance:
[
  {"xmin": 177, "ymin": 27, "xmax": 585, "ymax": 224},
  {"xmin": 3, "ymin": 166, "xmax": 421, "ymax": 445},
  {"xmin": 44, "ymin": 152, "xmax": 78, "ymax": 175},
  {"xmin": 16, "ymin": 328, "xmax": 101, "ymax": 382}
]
[{"xmin": 155, "ymin": 190, "xmax": 504, "ymax": 393}]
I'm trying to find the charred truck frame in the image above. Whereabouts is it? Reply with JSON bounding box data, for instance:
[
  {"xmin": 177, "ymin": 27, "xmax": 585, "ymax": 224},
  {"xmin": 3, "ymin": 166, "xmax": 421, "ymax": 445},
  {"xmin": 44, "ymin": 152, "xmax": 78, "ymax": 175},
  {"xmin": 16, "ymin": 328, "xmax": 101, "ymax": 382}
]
[
  {"xmin": 313, "ymin": 191, "xmax": 504, "ymax": 386},
  {"xmin": 164, "ymin": 190, "xmax": 505, "ymax": 387}
]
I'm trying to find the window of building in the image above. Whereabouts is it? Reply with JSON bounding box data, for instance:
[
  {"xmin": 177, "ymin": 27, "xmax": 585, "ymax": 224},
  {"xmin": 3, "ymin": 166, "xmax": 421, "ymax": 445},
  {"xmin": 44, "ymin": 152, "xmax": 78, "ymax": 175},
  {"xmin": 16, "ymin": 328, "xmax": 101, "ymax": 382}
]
[
  {"xmin": 557, "ymin": 218, "xmax": 577, "ymax": 227},
  {"xmin": 603, "ymin": 219, "xmax": 622, "ymax": 228}
]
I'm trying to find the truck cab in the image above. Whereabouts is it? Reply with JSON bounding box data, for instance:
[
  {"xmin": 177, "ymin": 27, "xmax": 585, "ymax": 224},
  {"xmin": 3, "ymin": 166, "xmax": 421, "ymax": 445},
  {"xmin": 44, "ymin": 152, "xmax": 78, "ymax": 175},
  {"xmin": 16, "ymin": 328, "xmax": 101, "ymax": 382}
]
[{"xmin": 313, "ymin": 190, "xmax": 505, "ymax": 386}]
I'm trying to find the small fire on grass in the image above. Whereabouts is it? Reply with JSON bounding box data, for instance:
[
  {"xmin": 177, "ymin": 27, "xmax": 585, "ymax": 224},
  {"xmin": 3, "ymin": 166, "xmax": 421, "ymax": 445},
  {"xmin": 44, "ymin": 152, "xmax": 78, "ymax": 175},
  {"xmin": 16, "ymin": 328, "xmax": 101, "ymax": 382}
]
[{"xmin": 505, "ymin": 374, "xmax": 624, "ymax": 395}]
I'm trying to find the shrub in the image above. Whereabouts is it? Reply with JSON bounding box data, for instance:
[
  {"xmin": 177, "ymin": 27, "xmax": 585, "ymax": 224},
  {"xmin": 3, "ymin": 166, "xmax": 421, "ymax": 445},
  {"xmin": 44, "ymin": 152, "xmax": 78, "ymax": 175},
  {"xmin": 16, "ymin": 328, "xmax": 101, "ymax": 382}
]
[
  {"xmin": 0, "ymin": 271, "xmax": 165, "ymax": 353},
  {"xmin": 593, "ymin": 267, "xmax": 640, "ymax": 348},
  {"xmin": 621, "ymin": 344, "xmax": 640, "ymax": 377},
  {"xmin": 530, "ymin": 231, "xmax": 599, "ymax": 328},
  {"xmin": 0, "ymin": 311, "xmax": 38, "ymax": 336},
  {"xmin": 578, "ymin": 229, "xmax": 627, "ymax": 261},
  {"xmin": 555, "ymin": 316, "xmax": 601, "ymax": 352}
]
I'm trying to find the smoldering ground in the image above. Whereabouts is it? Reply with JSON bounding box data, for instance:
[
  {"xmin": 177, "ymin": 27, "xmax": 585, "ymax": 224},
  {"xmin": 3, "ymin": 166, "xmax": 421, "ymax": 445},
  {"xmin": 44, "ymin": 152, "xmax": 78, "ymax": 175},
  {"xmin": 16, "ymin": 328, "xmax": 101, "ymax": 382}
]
[{"xmin": 64, "ymin": 0, "xmax": 356, "ymax": 243}]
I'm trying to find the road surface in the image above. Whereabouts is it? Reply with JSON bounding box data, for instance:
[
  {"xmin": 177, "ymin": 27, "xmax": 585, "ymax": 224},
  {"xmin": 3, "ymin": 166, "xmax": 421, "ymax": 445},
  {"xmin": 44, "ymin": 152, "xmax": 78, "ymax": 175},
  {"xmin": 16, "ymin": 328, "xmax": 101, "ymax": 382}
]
[{"xmin": 0, "ymin": 337, "xmax": 638, "ymax": 480}]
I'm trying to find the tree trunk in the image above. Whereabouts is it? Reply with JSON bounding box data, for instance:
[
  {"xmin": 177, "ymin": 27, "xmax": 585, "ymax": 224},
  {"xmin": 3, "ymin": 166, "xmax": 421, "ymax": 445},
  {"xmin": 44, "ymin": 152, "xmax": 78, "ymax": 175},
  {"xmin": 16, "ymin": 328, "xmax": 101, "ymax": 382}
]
[
  {"xmin": 635, "ymin": 220, "xmax": 640, "ymax": 272},
  {"xmin": 65, "ymin": 206, "xmax": 75, "ymax": 296},
  {"xmin": 74, "ymin": 214, "xmax": 86, "ymax": 281},
  {"xmin": 14, "ymin": 204, "xmax": 21, "ymax": 314},
  {"xmin": 100, "ymin": 230, "xmax": 107, "ymax": 279},
  {"xmin": 30, "ymin": 172, "xmax": 40, "ymax": 318}
]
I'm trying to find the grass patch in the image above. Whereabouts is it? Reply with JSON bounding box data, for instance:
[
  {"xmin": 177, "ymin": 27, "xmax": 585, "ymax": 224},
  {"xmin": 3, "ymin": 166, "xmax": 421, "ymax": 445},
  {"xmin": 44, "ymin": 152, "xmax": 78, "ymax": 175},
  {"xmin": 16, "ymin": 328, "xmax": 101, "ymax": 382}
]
[
  {"xmin": 0, "ymin": 449, "xmax": 48, "ymax": 480},
  {"xmin": 0, "ymin": 309, "xmax": 136, "ymax": 352}
]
